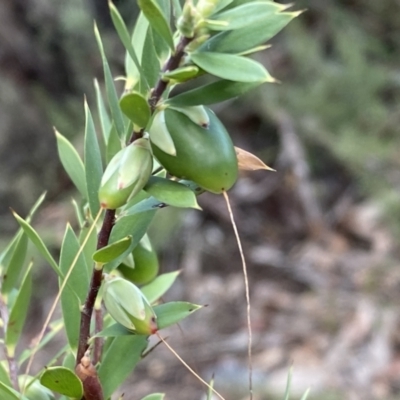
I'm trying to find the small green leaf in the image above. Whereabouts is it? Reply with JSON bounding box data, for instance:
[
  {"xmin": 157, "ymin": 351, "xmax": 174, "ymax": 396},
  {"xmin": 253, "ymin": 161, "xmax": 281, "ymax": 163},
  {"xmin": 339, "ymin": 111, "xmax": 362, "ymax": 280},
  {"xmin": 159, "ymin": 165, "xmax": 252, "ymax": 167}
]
[
  {"xmin": 40, "ymin": 367, "xmax": 83, "ymax": 398},
  {"xmin": 191, "ymin": 52, "xmax": 274, "ymax": 82},
  {"xmin": 141, "ymin": 394, "xmax": 165, "ymax": 400},
  {"xmin": 79, "ymin": 222, "xmax": 98, "ymax": 276},
  {"xmin": 59, "ymin": 225, "xmax": 90, "ymax": 350},
  {"xmin": 144, "ymin": 176, "xmax": 201, "ymax": 209},
  {"xmin": 119, "ymin": 92, "xmax": 151, "ymax": 128},
  {"xmin": 200, "ymin": 11, "xmax": 299, "ymax": 54},
  {"xmin": 94, "ymin": 78, "xmax": 112, "ymax": 144},
  {"xmin": 104, "ymin": 210, "xmax": 156, "ymax": 272},
  {"xmin": 55, "ymin": 131, "xmax": 87, "ymax": 199},
  {"xmin": 106, "ymin": 122, "xmax": 122, "ymax": 164},
  {"xmin": 141, "ymin": 271, "xmax": 181, "ymax": 304},
  {"xmin": 162, "ymin": 66, "xmax": 200, "ymax": 82},
  {"xmin": 93, "ymin": 322, "xmax": 132, "ymax": 338},
  {"xmin": 300, "ymin": 388, "xmax": 311, "ymax": 400},
  {"xmin": 0, "ymin": 362, "xmax": 12, "ymax": 388},
  {"xmin": 167, "ymin": 79, "xmax": 259, "ymax": 106},
  {"xmin": 141, "ymin": 27, "xmax": 161, "ymax": 89},
  {"xmin": 1, "ymin": 232, "xmax": 28, "ymax": 295},
  {"xmin": 12, "ymin": 212, "xmax": 60, "ymax": 276},
  {"xmin": 208, "ymin": 1, "xmax": 281, "ymax": 30},
  {"xmin": 122, "ymin": 195, "xmax": 165, "ymax": 217},
  {"xmin": 84, "ymin": 100, "xmax": 103, "ymax": 217},
  {"xmin": 94, "ymin": 24, "xmax": 125, "ymax": 138},
  {"xmin": 98, "ymin": 335, "xmax": 148, "ymax": 399},
  {"xmin": 154, "ymin": 302, "xmax": 202, "ymax": 329},
  {"xmin": 138, "ymin": 0, "xmax": 174, "ymax": 50},
  {"xmin": 0, "ymin": 381, "xmax": 29, "ymax": 400},
  {"xmin": 93, "ymin": 236, "xmax": 132, "ymax": 263},
  {"xmin": 5, "ymin": 264, "xmax": 32, "ymax": 356}
]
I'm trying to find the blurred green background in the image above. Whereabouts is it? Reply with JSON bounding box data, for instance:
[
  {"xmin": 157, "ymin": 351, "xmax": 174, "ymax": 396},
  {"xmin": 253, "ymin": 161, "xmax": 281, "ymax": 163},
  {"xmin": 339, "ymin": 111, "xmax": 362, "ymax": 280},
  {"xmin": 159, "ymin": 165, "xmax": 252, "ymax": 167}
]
[{"xmin": 1, "ymin": 0, "xmax": 400, "ymax": 399}]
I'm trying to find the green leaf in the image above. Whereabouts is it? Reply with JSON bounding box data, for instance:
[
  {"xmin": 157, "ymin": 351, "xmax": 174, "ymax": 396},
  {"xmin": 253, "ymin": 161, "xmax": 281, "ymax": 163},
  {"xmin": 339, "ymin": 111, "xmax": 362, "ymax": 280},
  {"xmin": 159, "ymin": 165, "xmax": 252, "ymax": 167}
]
[
  {"xmin": 94, "ymin": 78, "xmax": 111, "ymax": 144},
  {"xmin": 200, "ymin": 11, "xmax": 299, "ymax": 54},
  {"xmin": 141, "ymin": 271, "xmax": 181, "ymax": 304},
  {"xmin": 167, "ymin": 79, "xmax": 259, "ymax": 106},
  {"xmin": 141, "ymin": 27, "xmax": 161, "ymax": 89},
  {"xmin": 191, "ymin": 52, "xmax": 274, "ymax": 82},
  {"xmin": 12, "ymin": 212, "xmax": 60, "ymax": 276},
  {"xmin": 154, "ymin": 302, "xmax": 202, "ymax": 329},
  {"xmin": 0, "ymin": 362, "xmax": 12, "ymax": 388},
  {"xmin": 144, "ymin": 176, "xmax": 201, "ymax": 209},
  {"xmin": 106, "ymin": 122, "xmax": 122, "ymax": 164},
  {"xmin": 119, "ymin": 92, "xmax": 151, "ymax": 128},
  {"xmin": 79, "ymin": 222, "xmax": 98, "ymax": 276},
  {"xmin": 62, "ymin": 351, "xmax": 76, "ymax": 371},
  {"xmin": 55, "ymin": 130, "xmax": 87, "ymax": 199},
  {"xmin": 84, "ymin": 100, "xmax": 103, "ymax": 217},
  {"xmin": 208, "ymin": 1, "xmax": 281, "ymax": 30},
  {"xmin": 104, "ymin": 210, "xmax": 156, "ymax": 272},
  {"xmin": 92, "ymin": 236, "xmax": 132, "ymax": 264},
  {"xmin": 213, "ymin": 0, "xmax": 235, "ymax": 13},
  {"xmin": 283, "ymin": 367, "xmax": 292, "ymax": 400},
  {"xmin": 5, "ymin": 264, "xmax": 32, "ymax": 356},
  {"xmin": 98, "ymin": 335, "xmax": 148, "ymax": 399},
  {"xmin": 59, "ymin": 225, "xmax": 90, "ymax": 350},
  {"xmin": 1, "ymin": 232, "xmax": 28, "ymax": 295},
  {"xmin": 40, "ymin": 367, "xmax": 83, "ymax": 398},
  {"xmin": 300, "ymin": 388, "xmax": 311, "ymax": 400},
  {"xmin": 93, "ymin": 322, "xmax": 132, "ymax": 338},
  {"xmin": 141, "ymin": 394, "xmax": 165, "ymax": 400},
  {"xmin": 138, "ymin": 0, "xmax": 174, "ymax": 51},
  {"xmin": 162, "ymin": 66, "xmax": 200, "ymax": 82},
  {"xmin": 94, "ymin": 24, "xmax": 125, "ymax": 138},
  {"xmin": 0, "ymin": 381, "xmax": 29, "ymax": 400},
  {"xmin": 189, "ymin": 56, "xmax": 263, "ymax": 85},
  {"xmin": 109, "ymin": 2, "xmax": 148, "ymax": 92}
]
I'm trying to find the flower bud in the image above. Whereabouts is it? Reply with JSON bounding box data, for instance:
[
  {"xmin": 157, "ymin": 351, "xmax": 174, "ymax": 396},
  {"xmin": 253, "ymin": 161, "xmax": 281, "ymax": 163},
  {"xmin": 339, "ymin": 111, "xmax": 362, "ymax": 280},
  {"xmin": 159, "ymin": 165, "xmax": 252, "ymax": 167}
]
[
  {"xmin": 99, "ymin": 139, "xmax": 153, "ymax": 209},
  {"xmin": 177, "ymin": 0, "xmax": 199, "ymax": 38},
  {"xmin": 196, "ymin": 0, "xmax": 218, "ymax": 18},
  {"xmin": 103, "ymin": 275, "xmax": 158, "ymax": 335}
]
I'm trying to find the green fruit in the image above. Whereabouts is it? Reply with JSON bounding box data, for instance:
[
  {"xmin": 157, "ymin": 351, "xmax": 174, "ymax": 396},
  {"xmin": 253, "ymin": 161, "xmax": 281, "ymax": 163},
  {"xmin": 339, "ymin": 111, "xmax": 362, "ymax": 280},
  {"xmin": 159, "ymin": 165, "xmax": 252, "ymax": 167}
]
[
  {"xmin": 118, "ymin": 236, "xmax": 159, "ymax": 285},
  {"xmin": 152, "ymin": 108, "xmax": 238, "ymax": 193}
]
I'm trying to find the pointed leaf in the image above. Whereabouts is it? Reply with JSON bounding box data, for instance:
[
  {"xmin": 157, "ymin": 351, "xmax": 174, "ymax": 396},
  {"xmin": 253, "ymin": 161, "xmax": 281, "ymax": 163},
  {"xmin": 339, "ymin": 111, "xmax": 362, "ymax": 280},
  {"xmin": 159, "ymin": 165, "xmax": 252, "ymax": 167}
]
[
  {"xmin": 201, "ymin": 11, "xmax": 299, "ymax": 54},
  {"xmin": 12, "ymin": 212, "xmax": 60, "ymax": 276},
  {"xmin": 98, "ymin": 335, "xmax": 148, "ymax": 399},
  {"xmin": 154, "ymin": 302, "xmax": 202, "ymax": 329},
  {"xmin": 141, "ymin": 271, "xmax": 181, "ymax": 304},
  {"xmin": 138, "ymin": 0, "xmax": 174, "ymax": 50},
  {"xmin": 94, "ymin": 78, "xmax": 111, "ymax": 144},
  {"xmin": 106, "ymin": 122, "xmax": 122, "ymax": 164},
  {"xmin": 162, "ymin": 66, "xmax": 200, "ymax": 82},
  {"xmin": 93, "ymin": 322, "xmax": 132, "ymax": 338},
  {"xmin": 119, "ymin": 92, "xmax": 151, "ymax": 128},
  {"xmin": 55, "ymin": 131, "xmax": 87, "ymax": 199},
  {"xmin": 104, "ymin": 210, "xmax": 156, "ymax": 272},
  {"xmin": 40, "ymin": 367, "xmax": 83, "ymax": 398},
  {"xmin": 84, "ymin": 101, "xmax": 103, "ymax": 217},
  {"xmin": 143, "ymin": 177, "xmax": 201, "ymax": 209},
  {"xmin": 168, "ymin": 79, "xmax": 260, "ymax": 107},
  {"xmin": 93, "ymin": 236, "xmax": 132, "ymax": 263},
  {"xmin": 5, "ymin": 264, "xmax": 32, "ymax": 355},
  {"xmin": 94, "ymin": 24, "xmax": 125, "ymax": 138},
  {"xmin": 141, "ymin": 27, "xmax": 161, "ymax": 89},
  {"xmin": 1, "ymin": 232, "xmax": 28, "ymax": 294},
  {"xmin": 190, "ymin": 52, "xmax": 274, "ymax": 82},
  {"xmin": 79, "ymin": 222, "xmax": 98, "ymax": 276},
  {"xmin": 208, "ymin": 1, "xmax": 282, "ymax": 30},
  {"xmin": 59, "ymin": 225, "xmax": 90, "ymax": 350},
  {"xmin": 235, "ymin": 147, "xmax": 275, "ymax": 171},
  {"xmin": 0, "ymin": 362, "xmax": 12, "ymax": 388}
]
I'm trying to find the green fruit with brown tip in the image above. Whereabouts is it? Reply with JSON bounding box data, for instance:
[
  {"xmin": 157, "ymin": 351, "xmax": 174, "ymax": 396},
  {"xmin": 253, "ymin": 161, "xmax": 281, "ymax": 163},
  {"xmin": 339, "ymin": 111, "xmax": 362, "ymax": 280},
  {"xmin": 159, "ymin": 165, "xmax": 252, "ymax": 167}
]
[
  {"xmin": 151, "ymin": 108, "xmax": 238, "ymax": 194},
  {"xmin": 118, "ymin": 236, "xmax": 159, "ymax": 285}
]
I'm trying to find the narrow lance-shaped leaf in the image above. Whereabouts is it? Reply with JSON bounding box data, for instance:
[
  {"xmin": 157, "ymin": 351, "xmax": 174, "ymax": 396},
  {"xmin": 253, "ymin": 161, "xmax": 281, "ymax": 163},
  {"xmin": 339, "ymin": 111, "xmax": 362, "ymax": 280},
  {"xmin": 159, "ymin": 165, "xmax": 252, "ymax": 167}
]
[
  {"xmin": 141, "ymin": 27, "xmax": 161, "ymax": 89},
  {"xmin": 109, "ymin": 1, "xmax": 148, "ymax": 91},
  {"xmin": 141, "ymin": 394, "xmax": 165, "ymax": 400},
  {"xmin": 143, "ymin": 176, "xmax": 201, "ymax": 209},
  {"xmin": 92, "ymin": 236, "xmax": 132, "ymax": 264},
  {"xmin": 138, "ymin": 0, "xmax": 174, "ymax": 50},
  {"xmin": 167, "ymin": 79, "xmax": 260, "ymax": 107},
  {"xmin": 94, "ymin": 78, "xmax": 111, "ymax": 144},
  {"xmin": 141, "ymin": 271, "xmax": 181, "ymax": 304},
  {"xmin": 94, "ymin": 23, "xmax": 125, "ymax": 138},
  {"xmin": 0, "ymin": 381, "xmax": 29, "ymax": 400},
  {"xmin": 5, "ymin": 263, "xmax": 32, "ymax": 356},
  {"xmin": 55, "ymin": 130, "xmax": 87, "ymax": 199},
  {"xmin": 84, "ymin": 100, "xmax": 103, "ymax": 217},
  {"xmin": 12, "ymin": 211, "xmax": 61, "ymax": 276},
  {"xmin": 59, "ymin": 225, "xmax": 90, "ymax": 350},
  {"xmin": 0, "ymin": 362, "xmax": 12, "ymax": 388},
  {"xmin": 98, "ymin": 335, "xmax": 148, "ymax": 399},
  {"xmin": 235, "ymin": 147, "xmax": 275, "ymax": 171},
  {"xmin": 1, "ymin": 232, "xmax": 28, "ymax": 295},
  {"xmin": 154, "ymin": 302, "xmax": 203, "ymax": 329},
  {"xmin": 40, "ymin": 367, "xmax": 83, "ymax": 398},
  {"xmin": 190, "ymin": 52, "xmax": 274, "ymax": 83}
]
